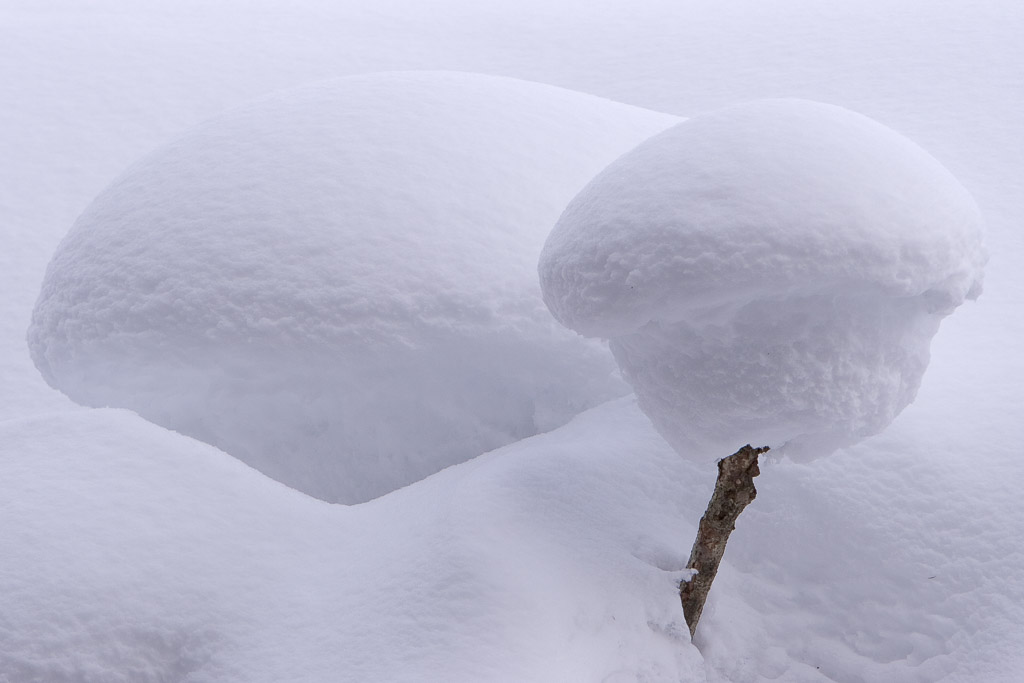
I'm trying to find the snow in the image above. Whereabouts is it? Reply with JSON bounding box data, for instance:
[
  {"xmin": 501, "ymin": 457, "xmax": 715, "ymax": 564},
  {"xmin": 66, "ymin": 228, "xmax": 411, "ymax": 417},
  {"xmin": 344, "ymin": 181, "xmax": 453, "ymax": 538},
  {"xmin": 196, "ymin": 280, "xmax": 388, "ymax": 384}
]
[
  {"xmin": 3, "ymin": 1, "xmax": 1024, "ymax": 682},
  {"xmin": 4, "ymin": 398, "xmax": 1021, "ymax": 682},
  {"xmin": 0, "ymin": 403, "xmax": 707, "ymax": 683},
  {"xmin": 27, "ymin": 71, "xmax": 675, "ymax": 504},
  {"xmin": 540, "ymin": 99, "xmax": 985, "ymax": 461}
]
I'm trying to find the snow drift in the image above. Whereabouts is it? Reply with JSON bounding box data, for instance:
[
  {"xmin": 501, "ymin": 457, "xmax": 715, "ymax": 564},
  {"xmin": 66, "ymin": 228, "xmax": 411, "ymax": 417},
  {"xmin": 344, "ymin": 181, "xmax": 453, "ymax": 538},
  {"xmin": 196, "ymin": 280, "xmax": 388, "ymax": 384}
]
[
  {"xmin": 540, "ymin": 99, "xmax": 986, "ymax": 461},
  {"xmin": 27, "ymin": 71, "xmax": 677, "ymax": 503},
  {"xmin": 0, "ymin": 404, "xmax": 708, "ymax": 683}
]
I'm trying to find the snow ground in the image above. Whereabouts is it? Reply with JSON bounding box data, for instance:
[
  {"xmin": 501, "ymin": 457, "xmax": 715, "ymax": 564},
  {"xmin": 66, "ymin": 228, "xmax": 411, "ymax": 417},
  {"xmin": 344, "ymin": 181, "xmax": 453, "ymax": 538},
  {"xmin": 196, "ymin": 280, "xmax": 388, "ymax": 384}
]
[{"xmin": 2, "ymin": 1, "xmax": 1023, "ymax": 681}]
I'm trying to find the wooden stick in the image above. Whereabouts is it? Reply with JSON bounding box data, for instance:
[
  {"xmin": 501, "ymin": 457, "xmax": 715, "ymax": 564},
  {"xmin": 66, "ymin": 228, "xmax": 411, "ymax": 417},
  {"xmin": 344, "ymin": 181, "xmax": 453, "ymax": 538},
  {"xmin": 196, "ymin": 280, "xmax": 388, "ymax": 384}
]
[{"xmin": 680, "ymin": 444, "xmax": 768, "ymax": 637}]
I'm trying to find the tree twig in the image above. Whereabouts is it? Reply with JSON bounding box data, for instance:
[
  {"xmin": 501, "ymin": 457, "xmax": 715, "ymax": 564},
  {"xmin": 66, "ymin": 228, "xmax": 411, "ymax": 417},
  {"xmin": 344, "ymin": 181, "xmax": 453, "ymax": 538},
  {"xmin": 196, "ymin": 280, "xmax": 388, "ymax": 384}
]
[{"xmin": 680, "ymin": 444, "xmax": 768, "ymax": 637}]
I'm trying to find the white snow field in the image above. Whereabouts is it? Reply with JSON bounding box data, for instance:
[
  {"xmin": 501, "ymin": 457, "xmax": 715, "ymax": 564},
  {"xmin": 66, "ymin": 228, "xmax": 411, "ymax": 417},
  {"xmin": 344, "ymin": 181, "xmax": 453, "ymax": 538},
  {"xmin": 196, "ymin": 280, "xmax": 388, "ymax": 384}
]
[
  {"xmin": 28, "ymin": 71, "xmax": 674, "ymax": 504},
  {"xmin": 2, "ymin": 1, "xmax": 1023, "ymax": 682},
  {"xmin": 0, "ymin": 402, "xmax": 709, "ymax": 683},
  {"xmin": 540, "ymin": 99, "xmax": 985, "ymax": 462}
]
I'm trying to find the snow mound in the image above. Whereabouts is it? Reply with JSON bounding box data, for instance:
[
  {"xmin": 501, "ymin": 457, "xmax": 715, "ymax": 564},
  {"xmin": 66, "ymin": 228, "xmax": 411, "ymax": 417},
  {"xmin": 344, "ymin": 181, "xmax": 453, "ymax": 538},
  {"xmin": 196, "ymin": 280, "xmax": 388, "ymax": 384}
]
[
  {"xmin": 28, "ymin": 71, "xmax": 678, "ymax": 503},
  {"xmin": 539, "ymin": 99, "xmax": 985, "ymax": 461}
]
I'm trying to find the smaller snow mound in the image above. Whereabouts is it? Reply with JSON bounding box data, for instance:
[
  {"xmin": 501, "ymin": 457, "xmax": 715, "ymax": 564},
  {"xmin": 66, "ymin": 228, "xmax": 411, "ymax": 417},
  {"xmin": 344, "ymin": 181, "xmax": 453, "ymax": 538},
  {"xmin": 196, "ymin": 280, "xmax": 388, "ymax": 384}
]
[
  {"xmin": 28, "ymin": 72, "xmax": 678, "ymax": 503},
  {"xmin": 539, "ymin": 99, "xmax": 985, "ymax": 461}
]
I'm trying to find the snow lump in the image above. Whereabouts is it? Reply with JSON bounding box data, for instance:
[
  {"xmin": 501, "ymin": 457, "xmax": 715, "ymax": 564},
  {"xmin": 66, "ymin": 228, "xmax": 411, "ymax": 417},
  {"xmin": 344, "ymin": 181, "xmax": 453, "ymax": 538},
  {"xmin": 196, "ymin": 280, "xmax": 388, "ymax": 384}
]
[
  {"xmin": 28, "ymin": 71, "xmax": 678, "ymax": 503},
  {"xmin": 539, "ymin": 99, "xmax": 986, "ymax": 461}
]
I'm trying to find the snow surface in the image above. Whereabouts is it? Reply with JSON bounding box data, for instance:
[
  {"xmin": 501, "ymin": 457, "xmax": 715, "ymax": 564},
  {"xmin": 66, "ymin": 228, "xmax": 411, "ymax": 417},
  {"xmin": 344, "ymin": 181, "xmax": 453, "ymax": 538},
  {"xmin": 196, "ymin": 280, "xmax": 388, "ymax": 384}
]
[
  {"xmin": 28, "ymin": 71, "xmax": 676, "ymax": 504},
  {"xmin": 540, "ymin": 100, "xmax": 986, "ymax": 461},
  {"xmin": 4, "ymin": 399, "xmax": 1022, "ymax": 682},
  {"xmin": 0, "ymin": 404, "xmax": 707, "ymax": 683},
  {"xmin": 3, "ymin": 1, "xmax": 1024, "ymax": 682}
]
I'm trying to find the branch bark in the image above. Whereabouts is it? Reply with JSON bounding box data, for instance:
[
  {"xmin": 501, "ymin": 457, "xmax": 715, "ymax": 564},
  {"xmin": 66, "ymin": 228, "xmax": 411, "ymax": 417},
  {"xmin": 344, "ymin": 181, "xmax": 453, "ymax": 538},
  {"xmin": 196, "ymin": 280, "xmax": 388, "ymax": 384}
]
[{"xmin": 680, "ymin": 444, "xmax": 768, "ymax": 637}]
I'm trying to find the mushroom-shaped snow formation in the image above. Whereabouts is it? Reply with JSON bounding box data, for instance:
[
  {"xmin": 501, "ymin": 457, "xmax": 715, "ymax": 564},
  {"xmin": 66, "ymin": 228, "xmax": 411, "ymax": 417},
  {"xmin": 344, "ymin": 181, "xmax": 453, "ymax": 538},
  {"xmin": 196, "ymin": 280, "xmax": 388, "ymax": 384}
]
[
  {"xmin": 29, "ymin": 72, "xmax": 678, "ymax": 503},
  {"xmin": 539, "ymin": 99, "xmax": 985, "ymax": 461}
]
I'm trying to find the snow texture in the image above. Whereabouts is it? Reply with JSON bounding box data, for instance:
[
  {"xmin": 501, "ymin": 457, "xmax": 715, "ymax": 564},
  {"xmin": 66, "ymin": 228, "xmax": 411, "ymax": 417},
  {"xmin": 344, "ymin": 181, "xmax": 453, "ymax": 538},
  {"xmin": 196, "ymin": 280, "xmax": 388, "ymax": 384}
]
[
  {"xmin": 27, "ymin": 71, "xmax": 676, "ymax": 503},
  {"xmin": 540, "ymin": 99, "xmax": 986, "ymax": 461},
  {"xmin": 4, "ymin": 2, "xmax": 1024, "ymax": 681}
]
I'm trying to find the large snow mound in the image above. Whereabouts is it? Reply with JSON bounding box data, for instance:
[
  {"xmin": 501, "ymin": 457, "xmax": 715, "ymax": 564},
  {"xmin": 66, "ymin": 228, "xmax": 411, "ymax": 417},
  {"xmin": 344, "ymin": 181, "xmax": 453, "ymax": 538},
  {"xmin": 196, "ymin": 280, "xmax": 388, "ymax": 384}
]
[
  {"xmin": 540, "ymin": 99, "xmax": 986, "ymax": 461},
  {"xmin": 28, "ymin": 71, "xmax": 678, "ymax": 503}
]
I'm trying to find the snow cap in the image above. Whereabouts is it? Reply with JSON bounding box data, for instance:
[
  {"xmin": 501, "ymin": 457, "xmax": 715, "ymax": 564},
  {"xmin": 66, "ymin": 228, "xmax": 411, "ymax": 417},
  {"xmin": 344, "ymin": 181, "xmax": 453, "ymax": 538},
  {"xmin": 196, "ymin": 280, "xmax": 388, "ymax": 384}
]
[
  {"xmin": 28, "ymin": 72, "xmax": 677, "ymax": 503},
  {"xmin": 539, "ymin": 99, "xmax": 986, "ymax": 461}
]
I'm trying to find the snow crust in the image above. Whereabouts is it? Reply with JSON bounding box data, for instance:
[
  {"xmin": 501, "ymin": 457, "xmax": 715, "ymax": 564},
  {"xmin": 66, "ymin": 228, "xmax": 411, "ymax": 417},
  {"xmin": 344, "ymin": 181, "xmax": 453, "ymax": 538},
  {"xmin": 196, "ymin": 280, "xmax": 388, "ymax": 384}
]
[
  {"xmin": 28, "ymin": 71, "xmax": 676, "ymax": 503},
  {"xmin": 540, "ymin": 99, "xmax": 986, "ymax": 460}
]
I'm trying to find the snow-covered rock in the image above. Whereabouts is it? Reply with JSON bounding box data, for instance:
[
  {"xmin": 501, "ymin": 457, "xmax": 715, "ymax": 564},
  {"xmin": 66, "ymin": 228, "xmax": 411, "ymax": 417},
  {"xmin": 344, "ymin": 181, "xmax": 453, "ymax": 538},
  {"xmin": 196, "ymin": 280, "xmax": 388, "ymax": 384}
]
[
  {"xmin": 539, "ymin": 99, "xmax": 986, "ymax": 461},
  {"xmin": 28, "ymin": 71, "xmax": 677, "ymax": 503}
]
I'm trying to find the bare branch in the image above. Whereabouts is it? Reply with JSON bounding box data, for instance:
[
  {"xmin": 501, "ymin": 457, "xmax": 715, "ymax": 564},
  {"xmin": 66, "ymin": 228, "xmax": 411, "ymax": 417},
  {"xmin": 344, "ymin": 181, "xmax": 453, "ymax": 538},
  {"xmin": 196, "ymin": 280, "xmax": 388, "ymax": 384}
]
[{"xmin": 680, "ymin": 444, "xmax": 768, "ymax": 637}]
